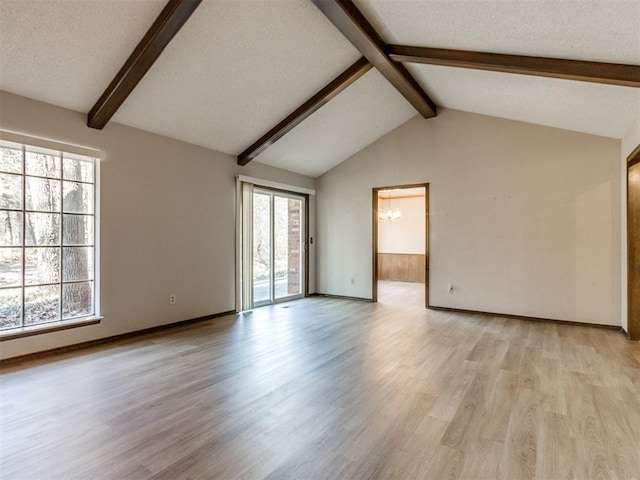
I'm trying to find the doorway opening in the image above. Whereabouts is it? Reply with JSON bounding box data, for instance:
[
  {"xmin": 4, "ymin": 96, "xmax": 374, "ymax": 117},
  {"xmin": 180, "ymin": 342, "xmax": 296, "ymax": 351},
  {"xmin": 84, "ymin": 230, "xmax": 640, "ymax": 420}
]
[
  {"xmin": 240, "ymin": 184, "xmax": 307, "ymax": 310},
  {"xmin": 372, "ymin": 184, "xmax": 429, "ymax": 308}
]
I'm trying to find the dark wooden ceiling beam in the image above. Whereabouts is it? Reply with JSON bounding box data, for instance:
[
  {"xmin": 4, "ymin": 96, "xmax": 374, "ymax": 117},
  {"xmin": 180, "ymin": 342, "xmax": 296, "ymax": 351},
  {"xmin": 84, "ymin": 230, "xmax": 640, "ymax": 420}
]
[
  {"xmin": 237, "ymin": 57, "xmax": 372, "ymax": 166},
  {"xmin": 387, "ymin": 45, "xmax": 640, "ymax": 88},
  {"xmin": 87, "ymin": 0, "xmax": 202, "ymax": 129},
  {"xmin": 311, "ymin": 0, "xmax": 437, "ymax": 119}
]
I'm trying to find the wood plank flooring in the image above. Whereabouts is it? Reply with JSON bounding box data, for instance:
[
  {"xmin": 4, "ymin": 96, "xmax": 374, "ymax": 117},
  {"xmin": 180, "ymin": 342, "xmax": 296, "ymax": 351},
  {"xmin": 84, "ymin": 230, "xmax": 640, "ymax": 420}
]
[{"xmin": 1, "ymin": 281, "xmax": 639, "ymax": 479}]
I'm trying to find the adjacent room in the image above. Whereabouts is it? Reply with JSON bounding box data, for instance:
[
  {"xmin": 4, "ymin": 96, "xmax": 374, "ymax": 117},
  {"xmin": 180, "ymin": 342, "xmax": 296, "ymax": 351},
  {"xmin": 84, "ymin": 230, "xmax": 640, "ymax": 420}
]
[
  {"xmin": 375, "ymin": 186, "xmax": 428, "ymax": 307},
  {"xmin": 1, "ymin": 0, "xmax": 639, "ymax": 478}
]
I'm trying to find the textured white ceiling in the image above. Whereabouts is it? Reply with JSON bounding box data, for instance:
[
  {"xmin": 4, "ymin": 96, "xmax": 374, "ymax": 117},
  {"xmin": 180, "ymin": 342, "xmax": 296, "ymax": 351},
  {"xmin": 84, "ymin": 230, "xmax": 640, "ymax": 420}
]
[
  {"xmin": 408, "ymin": 64, "xmax": 640, "ymax": 139},
  {"xmin": 355, "ymin": 0, "xmax": 640, "ymax": 140},
  {"xmin": 253, "ymin": 69, "xmax": 416, "ymax": 177},
  {"xmin": 0, "ymin": 0, "xmax": 165, "ymax": 112},
  {"xmin": 112, "ymin": 0, "xmax": 361, "ymax": 156},
  {"xmin": 0, "ymin": 0, "xmax": 638, "ymax": 178},
  {"xmin": 357, "ymin": 0, "xmax": 640, "ymax": 64}
]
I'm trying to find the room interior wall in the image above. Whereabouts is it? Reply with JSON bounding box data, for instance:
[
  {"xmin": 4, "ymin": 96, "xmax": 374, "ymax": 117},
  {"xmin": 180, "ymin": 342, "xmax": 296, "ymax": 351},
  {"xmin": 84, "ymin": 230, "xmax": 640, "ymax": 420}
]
[
  {"xmin": 0, "ymin": 91, "xmax": 316, "ymax": 360},
  {"xmin": 378, "ymin": 195, "xmax": 425, "ymax": 254},
  {"xmin": 317, "ymin": 109, "xmax": 621, "ymax": 325},
  {"xmin": 621, "ymin": 109, "xmax": 640, "ymax": 333}
]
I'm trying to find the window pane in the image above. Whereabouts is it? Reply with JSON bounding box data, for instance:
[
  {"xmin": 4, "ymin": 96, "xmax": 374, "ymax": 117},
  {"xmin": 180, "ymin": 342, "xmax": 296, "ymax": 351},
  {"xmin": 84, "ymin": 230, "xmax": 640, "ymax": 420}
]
[
  {"xmin": 63, "ymin": 281, "xmax": 93, "ymax": 319},
  {"xmin": 63, "ymin": 156, "xmax": 94, "ymax": 183},
  {"xmin": 26, "ymin": 150, "xmax": 61, "ymax": 178},
  {"xmin": 25, "ymin": 212, "xmax": 60, "ymax": 246},
  {"xmin": 0, "ymin": 287, "xmax": 22, "ymax": 329},
  {"xmin": 63, "ymin": 215, "xmax": 93, "ymax": 246},
  {"xmin": 25, "ymin": 177, "xmax": 60, "ymax": 212},
  {"xmin": 63, "ymin": 182, "xmax": 93, "ymax": 214},
  {"xmin": 63, "ymin": 247, "xmax": 93, "ymax": 282},
  {"xmin": 24, "ymin": 284, "xmax": 60, "ymax": 325},
  {"xmin": 0, "ymin": 173, "xmax": 22, "ymax": 209},
  {"xmin": 0, "ymin": 147, "xmax": 23, "ymax": 174},
  {"xmin": 0, "ymin": 211, "xmax": 22, "ymax": 246},
  {"xmin": 0, "ymin": 248, "xmax": 22, "ymax": 288},
  {"xmin": 25, "ymin": 247, "xmax": 60, "ymax": 285}
]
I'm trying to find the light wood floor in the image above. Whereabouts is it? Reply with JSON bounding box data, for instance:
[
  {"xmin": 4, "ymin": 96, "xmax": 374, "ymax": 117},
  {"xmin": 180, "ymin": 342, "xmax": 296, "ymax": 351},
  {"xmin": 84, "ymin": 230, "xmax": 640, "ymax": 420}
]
[{"xmin": 2, "ymin": 281, "xmax": 640, "ymax": 479}]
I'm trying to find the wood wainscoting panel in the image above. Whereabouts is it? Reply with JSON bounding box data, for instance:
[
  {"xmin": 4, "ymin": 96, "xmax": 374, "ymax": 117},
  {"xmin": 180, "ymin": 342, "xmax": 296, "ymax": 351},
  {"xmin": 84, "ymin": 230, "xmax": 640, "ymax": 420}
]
[{"xmin": 378, "ymin": 253, "xmax": 426, "ymax": 282}]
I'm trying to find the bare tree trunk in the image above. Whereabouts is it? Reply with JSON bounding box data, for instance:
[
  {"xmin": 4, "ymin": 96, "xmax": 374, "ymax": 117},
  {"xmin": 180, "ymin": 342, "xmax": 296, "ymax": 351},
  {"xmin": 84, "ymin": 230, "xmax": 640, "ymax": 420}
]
[{"xmin": 62, "ymin": 177, "xmax": 90, "ymax": 316}]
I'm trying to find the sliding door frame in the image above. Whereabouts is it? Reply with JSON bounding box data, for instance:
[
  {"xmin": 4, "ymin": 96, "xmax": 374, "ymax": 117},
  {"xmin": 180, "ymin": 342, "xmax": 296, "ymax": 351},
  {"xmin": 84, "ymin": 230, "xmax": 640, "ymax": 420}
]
[{"xmin": 250, "ymin": 185, "xmax": 309, "ymax": 307}]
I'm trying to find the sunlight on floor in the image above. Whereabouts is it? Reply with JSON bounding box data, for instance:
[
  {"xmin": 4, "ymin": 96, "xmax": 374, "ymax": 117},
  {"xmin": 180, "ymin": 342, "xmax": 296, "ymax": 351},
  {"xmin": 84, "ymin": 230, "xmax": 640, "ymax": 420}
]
[{"xmin": 377, "ymin": 280, "xmax": 426, "ymax": 309}]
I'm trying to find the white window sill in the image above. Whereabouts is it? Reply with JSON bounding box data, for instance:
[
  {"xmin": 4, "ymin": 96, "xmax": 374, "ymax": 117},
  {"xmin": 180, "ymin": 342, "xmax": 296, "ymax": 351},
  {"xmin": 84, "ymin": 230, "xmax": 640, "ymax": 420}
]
[{"xmin": 0, "ymin": 317, "xmax": 102, "ymax": 342}]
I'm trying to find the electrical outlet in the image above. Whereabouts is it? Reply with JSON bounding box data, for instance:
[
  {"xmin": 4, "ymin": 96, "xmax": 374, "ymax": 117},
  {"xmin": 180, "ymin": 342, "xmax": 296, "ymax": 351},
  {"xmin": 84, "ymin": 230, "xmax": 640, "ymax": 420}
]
[
  {"xmin": 169, "ymin": 294, "xmax": 177, "ymax": 304},
  {"xmin": 351, "ymin": 277, "xmax": 355, "ymax": 285},
  {"xmin": 448, "ymin": 284, "xmax": 454, "ymax": 294}
]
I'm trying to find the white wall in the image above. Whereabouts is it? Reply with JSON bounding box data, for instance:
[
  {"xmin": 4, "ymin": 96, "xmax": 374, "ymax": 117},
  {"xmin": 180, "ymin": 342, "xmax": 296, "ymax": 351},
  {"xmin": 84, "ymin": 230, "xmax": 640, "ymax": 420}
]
[
  {"xmin": 0, "ymin": 91, "xmax": 316, "ymax": 359},
  {"xmin": 378, "ymin": 196, "xmax": 425, "ymax": 254},
  {"xmin": 620, "ymin": 106, "xmax": 640, "ymax": 332},
  {"xmin": 317, "ymin": 109, "xmax": 621, "ymax": 325}
]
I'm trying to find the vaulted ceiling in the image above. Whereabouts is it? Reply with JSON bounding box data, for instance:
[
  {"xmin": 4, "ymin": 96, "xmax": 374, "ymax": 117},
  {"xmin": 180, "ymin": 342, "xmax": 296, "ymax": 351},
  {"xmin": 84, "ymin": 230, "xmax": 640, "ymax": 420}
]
[{"xmin": 1, "ymin": 0, "xmax": 638, "ymax": 178}]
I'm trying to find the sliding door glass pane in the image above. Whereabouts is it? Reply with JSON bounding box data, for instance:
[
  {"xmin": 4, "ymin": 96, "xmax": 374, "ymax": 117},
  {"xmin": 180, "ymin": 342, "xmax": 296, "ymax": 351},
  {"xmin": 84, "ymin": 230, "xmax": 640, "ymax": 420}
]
[
  {"xmin": 274, "ymin": 196, "xmax": 302, "ymax": 299},
  {"xmin": 252, "ymin": 192, "xmax": 271, "ymax": 304}
]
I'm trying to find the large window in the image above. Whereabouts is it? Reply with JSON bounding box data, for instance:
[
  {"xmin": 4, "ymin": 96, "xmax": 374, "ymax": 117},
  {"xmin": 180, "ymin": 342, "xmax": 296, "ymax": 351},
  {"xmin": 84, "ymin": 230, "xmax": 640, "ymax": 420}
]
[{"xmin": 0, "ymin": 140, "xmax": 97, "ymax": 331}]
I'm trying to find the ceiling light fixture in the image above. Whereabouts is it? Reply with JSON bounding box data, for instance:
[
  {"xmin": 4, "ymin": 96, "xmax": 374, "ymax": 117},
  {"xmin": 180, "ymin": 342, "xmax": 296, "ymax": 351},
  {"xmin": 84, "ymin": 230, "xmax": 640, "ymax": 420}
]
[{"xmin": 378, "ymin": 190, "xmax": 401, "ymax": 222}]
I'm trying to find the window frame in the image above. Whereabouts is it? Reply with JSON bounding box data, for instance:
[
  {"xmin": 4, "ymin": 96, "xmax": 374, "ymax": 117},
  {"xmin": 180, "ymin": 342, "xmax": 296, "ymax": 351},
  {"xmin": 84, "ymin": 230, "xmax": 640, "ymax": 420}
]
[{"xmin": 0, "ymin": 133, "xmax": 102, "ymax": 338}]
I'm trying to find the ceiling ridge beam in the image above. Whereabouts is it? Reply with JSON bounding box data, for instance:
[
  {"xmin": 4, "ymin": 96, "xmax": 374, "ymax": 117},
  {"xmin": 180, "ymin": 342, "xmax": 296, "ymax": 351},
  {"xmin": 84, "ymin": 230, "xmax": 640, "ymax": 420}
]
[
  {"xmin": 87, "ymin": 0, "xmax": 202, "ymax": 130},
  {"xmin": 237, "ymin": 57, "xmax": 372, "ymax": 166},
  {"xmin": 387, "ymin": 45, "xmax": 640, "ymax": 88},
  {"xmin": 311, "ymin": 0, "xmax": 437, "ymax": 119}
]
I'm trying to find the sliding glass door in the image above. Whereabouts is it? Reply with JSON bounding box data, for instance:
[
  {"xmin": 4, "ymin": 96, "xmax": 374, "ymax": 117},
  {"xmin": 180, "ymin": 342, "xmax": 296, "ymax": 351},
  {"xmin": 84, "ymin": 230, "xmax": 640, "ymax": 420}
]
[
  {"xmin": 248, "ymin": 187, "xmax": 305, "ymax": 307},
  {"xmin": 252, "ymin": 191, "xmax": 272, "ymax": 304}
]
